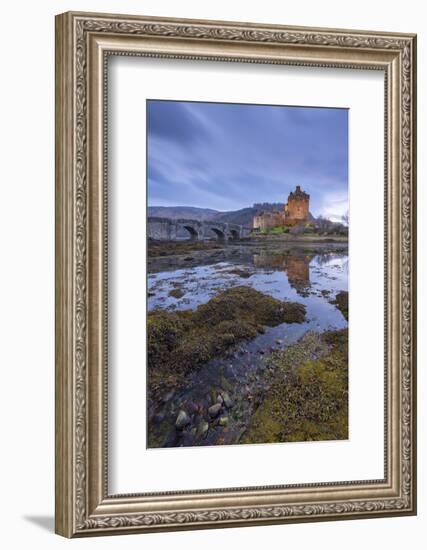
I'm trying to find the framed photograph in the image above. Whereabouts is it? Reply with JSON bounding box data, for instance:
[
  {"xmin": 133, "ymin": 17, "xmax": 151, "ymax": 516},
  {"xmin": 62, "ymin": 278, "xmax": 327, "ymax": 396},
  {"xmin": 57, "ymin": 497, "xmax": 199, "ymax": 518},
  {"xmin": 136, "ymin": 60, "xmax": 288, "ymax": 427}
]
[{"xmin": 55, "ymin": 11, "xmax": 417, "ymax": 537}]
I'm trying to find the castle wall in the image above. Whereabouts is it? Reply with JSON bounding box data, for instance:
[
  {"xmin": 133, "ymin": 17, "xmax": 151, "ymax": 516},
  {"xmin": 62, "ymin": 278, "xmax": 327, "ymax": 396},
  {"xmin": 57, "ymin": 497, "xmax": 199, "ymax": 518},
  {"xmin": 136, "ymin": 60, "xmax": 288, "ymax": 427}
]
[{"xmin": 253, "ymin": 212, "xmax": 283, "ymax": 230}]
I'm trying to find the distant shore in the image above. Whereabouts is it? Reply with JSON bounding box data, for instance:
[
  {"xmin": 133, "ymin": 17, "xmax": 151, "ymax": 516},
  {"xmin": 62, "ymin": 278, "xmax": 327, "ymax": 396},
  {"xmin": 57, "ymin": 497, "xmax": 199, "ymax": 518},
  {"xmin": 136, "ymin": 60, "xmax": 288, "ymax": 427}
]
[
  {"xmin": 147, "ymin": 234, "xmax": 348, "ymax": 259},
  {"xmin": 243, "ymin": 233, "xmax": 348, "ymax": 243}
]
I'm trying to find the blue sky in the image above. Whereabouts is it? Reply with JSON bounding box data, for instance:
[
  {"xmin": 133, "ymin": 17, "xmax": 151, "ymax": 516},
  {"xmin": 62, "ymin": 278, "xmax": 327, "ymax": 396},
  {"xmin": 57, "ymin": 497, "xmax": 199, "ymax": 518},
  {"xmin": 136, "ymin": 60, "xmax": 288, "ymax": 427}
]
[{"xmin": 147, "ymin": 100, "xmax": 348, "ymax": 219}]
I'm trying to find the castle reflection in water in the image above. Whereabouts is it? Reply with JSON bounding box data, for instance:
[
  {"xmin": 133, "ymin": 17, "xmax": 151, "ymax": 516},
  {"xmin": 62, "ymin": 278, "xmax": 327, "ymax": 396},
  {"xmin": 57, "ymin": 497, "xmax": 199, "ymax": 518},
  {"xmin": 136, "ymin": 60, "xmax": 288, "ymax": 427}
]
[{"xmin": 252, "ymin": 250, "xmax": 333, "ymax": 297}]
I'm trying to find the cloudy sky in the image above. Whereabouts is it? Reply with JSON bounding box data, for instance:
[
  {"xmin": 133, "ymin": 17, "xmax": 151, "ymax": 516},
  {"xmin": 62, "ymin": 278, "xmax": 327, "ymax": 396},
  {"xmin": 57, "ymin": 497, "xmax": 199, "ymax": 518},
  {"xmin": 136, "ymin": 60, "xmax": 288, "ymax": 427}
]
[{"xmin": 147, "ymin": 100, "xmax": 348, "ymax": 219}]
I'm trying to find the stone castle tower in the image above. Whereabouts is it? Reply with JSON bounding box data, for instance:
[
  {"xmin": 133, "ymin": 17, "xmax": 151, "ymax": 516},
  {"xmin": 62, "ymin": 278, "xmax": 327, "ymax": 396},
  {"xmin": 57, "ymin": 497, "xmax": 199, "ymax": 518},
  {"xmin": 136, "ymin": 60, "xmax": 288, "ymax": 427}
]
[
  {"xmin": 252, "ymin": 185, "xmax": 310, "ymax": 230},
  {"xmin": 283, "ymin": 185, "xmax": 310, "ymax": 225}
]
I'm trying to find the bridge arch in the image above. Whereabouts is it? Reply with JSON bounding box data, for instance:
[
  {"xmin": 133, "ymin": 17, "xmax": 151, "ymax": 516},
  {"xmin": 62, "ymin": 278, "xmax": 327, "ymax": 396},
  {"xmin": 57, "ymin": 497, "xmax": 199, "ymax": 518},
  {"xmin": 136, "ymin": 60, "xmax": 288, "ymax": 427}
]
[
  {"xmin": 228, "ymin": 228, "xmax": 240, "ymax": 241},
  {"xmin": 209, "ymin": 227, "xmax": 226, "ymax": 242},
  {"xmin": 181, "ymin": 224, "xmax": 199, "ymax": 241}
]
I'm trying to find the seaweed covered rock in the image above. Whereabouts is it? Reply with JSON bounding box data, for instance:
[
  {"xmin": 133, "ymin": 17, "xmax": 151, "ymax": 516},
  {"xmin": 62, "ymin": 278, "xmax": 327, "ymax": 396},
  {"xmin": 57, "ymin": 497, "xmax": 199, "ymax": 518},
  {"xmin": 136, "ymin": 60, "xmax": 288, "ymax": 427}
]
[
  {"xmin": 168, "ymin": 287, "xmax": 185, "ymax": 299},
  {"xmin": 331, "ymin": 290, "xmax": 348, "ymax": 321},
  {"xmin": 148, "ymin": 239, "xmax": 223, "ymax": 257},
  {"xmin": 241, "ymin": 329, "xmax": 348, "ymax": 444},
  {"xmin": 147, "ymin": 286, "xmax": 306, "ymax": 403},
  {"xmin": 192, "ymin": 286, "xmax": 305, "ymax": 327}
]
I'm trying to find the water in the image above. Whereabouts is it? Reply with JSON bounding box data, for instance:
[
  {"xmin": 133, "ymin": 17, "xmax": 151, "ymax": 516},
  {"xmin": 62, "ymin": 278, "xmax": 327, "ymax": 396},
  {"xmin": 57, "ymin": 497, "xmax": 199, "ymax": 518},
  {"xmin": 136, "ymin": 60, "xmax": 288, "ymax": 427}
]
[{"xmin": 147, "ymin": 241, "xmax": 348, "ymax": 448}]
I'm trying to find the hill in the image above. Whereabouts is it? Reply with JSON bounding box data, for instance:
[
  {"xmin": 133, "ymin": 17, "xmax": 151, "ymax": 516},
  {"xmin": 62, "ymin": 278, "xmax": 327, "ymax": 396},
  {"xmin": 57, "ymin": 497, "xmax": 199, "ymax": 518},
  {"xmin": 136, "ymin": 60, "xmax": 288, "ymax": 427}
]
[
  {"xmin": 148, "ymin": 204, "xmax": 316, "ymax": 227},
  {"xmin": 212, "ymin": 207, "xmax": 257, "ymax": 226},
  {"xmin": 212, "ymin": 203, "xmax": 284, "ymax": 227},
  {"xmin": 147, "ymin": 206, "xmax": 219, "ymax": 221}
]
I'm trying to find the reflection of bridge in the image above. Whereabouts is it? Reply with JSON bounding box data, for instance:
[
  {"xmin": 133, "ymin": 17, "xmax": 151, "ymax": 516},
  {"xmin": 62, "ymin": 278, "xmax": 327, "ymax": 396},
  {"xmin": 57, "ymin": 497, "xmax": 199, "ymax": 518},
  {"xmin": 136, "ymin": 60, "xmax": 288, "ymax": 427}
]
[{"xmin": 148, "ymin": 217, "xmax": 251, "ymax": 242}]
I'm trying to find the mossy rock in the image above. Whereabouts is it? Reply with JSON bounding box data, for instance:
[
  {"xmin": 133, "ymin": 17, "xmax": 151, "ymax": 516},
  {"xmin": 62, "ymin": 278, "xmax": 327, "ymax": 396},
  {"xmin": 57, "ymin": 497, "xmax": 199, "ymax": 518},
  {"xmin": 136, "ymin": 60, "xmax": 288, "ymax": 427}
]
[
  {"xmin": 192, "ymin": 286, "xmax": 305, "ymax": 327},
  {"xmin": 148, "ymin": 286, "xmax": 305, "ymax": 403},
  {"xmin": 168, "ymin": 288, "xmax": 185, "ymax": 299},
  {"xmin": 228, "ymin": 268, "xmax": 253, "ymax": 278},
  {"xmin": 148, "ymin": 240, "xmax": 223, "ymax": 258},
  {"xmin": 241, "ymin": 329, "xmax": 348, "ymax": 444},
  {"xmin": 331, "ymin": 291, "xmax": 348, "ymax": 321}
]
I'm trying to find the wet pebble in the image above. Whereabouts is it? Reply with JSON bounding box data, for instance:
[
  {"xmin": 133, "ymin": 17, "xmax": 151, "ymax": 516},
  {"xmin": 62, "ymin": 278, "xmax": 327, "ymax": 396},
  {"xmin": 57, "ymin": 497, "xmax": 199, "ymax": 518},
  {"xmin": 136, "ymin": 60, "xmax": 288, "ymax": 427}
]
[
  {"xmin": 175, "ymin": 410, "xmax": 191, "ymax": 429},
  {"xmin": 208, "ymin": 403, "xmax": 222, "ymax": 418},
  {"xmin": 218, "ymin": 416, "xmax": 229, "ymax": 427},
  {"xmin": 196, "ymin": 421, "xmax": 209, "ymax": 438}
]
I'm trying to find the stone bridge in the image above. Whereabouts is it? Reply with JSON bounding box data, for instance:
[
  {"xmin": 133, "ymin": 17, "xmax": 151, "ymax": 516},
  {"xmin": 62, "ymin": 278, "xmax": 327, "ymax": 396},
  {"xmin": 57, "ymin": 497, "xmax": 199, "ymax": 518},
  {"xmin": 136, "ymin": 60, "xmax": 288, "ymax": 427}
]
[{"xmin": 148, "ymin": 217, "xmax": 250, "ymax": 242}]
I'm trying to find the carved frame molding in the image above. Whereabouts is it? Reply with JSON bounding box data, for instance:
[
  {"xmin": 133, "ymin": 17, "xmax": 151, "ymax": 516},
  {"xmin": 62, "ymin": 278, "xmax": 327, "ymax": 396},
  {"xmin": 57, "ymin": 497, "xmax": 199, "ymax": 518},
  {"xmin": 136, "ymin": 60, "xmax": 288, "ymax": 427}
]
[{"xmin": 55, "ymin": 11, "xmax": 416, "ymax": 537}]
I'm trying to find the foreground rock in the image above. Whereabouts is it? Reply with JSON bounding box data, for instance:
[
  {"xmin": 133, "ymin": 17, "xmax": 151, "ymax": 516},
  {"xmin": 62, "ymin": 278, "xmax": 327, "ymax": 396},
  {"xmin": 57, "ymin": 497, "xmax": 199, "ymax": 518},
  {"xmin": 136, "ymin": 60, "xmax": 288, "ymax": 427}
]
[
  {"xmin": 148, "ymin": 239, "xmax": 224, "ymax": 258},
  {"xmin": 175, "ymin": 410, "xmax": 191, "ymax": 429},
  {"xmin": 208, "ymin": 403, "xmax": 222, "ymax": 417},
  {"xmin": 331, "ymin": 290, "xmax": 348, "ymax": 321},
  {"xmin": 168, "ymin": 287, "xmax": 185, "ymax": 299},
  {"xmin": 196, "ymin": 421, "xmax": 209, "ymax": 438},
  {"xmin": 241, "ymin": 329, "xmax": 348, "ymax": 444},
  {"xmin": 222, "ymin": 391, "xmax": 233, "ymax": 409},
  {"xmin": 147, "ymin": 286, "xmax": 306, "ymax": 405}
]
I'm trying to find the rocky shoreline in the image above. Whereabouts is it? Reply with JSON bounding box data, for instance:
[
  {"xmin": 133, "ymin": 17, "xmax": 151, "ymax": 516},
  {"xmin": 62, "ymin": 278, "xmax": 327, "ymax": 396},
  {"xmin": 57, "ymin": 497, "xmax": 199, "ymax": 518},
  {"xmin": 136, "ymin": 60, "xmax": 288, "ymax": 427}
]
[
  {"xmin": 148, "ymin": 235, "xmax": 348, "ymax": 259},
  {"xmin": 147, "ymin": 286, "xmax": 349, "ymax": 448},
  {"xmin": 147, "ymin": 286, "xmax": 306, "ymax": 411}
]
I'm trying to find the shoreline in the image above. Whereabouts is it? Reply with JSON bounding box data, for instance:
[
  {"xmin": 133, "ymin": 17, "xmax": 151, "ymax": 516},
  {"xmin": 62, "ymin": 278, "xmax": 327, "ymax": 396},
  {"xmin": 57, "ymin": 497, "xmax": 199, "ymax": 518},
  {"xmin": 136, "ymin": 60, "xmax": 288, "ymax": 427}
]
[
  {"xmin": 147, "ymin": 235, "xmax": 348, "ymax": 260},
  {"xmin": 243, "ymin": 233, "xmax": 348, "ymax": 243}
]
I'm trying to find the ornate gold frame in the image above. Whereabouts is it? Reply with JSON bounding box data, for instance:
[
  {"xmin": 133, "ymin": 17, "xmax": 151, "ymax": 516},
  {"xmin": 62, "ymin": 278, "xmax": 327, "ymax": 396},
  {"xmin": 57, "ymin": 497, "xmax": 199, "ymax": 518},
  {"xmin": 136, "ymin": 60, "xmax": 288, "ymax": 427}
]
[{"xmin": 55, "ymin": 11, "xmax": 417, "ymax": 537}]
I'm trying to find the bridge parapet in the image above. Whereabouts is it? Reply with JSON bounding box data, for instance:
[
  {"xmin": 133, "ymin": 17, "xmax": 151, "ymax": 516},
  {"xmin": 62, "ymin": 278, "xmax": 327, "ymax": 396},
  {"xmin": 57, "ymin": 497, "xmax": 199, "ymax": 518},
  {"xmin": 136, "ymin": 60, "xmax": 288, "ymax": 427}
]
[{"xmin": 147, "ymin": 217, "xmax": 250, "ymax": 241}]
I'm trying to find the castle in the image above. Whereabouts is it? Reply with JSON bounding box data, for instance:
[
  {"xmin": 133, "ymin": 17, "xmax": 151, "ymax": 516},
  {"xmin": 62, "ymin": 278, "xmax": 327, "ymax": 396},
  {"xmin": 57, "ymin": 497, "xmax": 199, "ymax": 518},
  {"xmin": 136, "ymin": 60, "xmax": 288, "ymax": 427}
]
[{"xmin": 252, "ymin": 185, "xmax": 310, "ymax": 230}]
